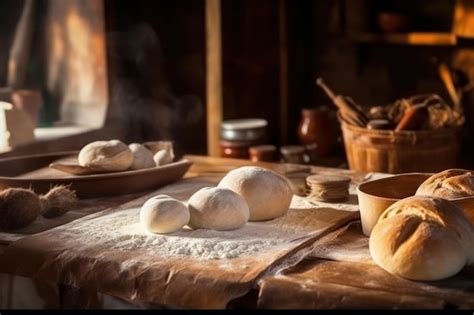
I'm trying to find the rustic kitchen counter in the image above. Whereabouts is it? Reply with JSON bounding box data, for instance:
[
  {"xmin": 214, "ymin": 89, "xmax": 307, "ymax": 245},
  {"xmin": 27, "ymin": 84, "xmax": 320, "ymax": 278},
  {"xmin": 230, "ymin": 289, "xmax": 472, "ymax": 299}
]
[{"xmin": 0, "ymin": 155, "xmax": 473, "ymax": 309}]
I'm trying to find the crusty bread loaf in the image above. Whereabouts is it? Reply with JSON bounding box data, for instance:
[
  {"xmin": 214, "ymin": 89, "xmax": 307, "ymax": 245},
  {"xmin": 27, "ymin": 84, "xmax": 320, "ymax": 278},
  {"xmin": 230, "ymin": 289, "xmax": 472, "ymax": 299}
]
[
  {"xmin": 369, "ymin": 196, "xmax": 474, "ymax": 281},
  {"xmin": 416, "ymin": 169, "xmax": 474, "ymax": 199},
  {"xmin": 78, "ymin": 140, "xmax": 133, "ymax": 172}
]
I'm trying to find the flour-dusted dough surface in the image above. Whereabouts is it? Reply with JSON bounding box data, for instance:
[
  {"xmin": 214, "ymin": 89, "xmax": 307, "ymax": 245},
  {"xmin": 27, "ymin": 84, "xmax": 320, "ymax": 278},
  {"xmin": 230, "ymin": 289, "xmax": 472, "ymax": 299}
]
[
  {"xmin": 78, "ymin": 140, "xmax": 133, "ymax": 172},
  {"xmin": 218, "ymin": 166, "xmax": 293, "ymax": 221},
  {"xmin": 129, "ymin": 143, "xmax": 155, "ymax": 170},
  {"xmin": 45, "ymin": 193, "xmax": 355, "ymax": 261},
  {"xmin": 188, "ymin": 187, "xmax": 249, "ymax": 231},
  {"xmin": 140, "ymin": 195, "xmax": 190, "ymax": 234}
]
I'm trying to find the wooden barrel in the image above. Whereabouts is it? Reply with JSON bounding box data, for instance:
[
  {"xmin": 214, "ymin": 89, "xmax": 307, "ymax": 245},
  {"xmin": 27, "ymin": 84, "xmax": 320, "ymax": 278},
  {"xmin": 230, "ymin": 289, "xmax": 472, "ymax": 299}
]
[{"xmin": 340, "ymin": 120, "xmax": 461, "ymax": 174}]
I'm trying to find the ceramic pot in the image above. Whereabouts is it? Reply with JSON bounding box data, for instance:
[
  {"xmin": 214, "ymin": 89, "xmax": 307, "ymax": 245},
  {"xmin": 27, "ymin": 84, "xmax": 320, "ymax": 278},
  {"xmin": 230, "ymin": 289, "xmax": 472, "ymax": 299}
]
[{"xmin": 297, "ymin": 107, "xmax": 334, "ymax": 159}]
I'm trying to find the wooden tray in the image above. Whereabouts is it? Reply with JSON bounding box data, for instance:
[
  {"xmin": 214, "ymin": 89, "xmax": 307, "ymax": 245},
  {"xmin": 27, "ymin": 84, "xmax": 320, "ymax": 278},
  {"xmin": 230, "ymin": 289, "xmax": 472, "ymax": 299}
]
[{"xmin": 0, "ymin": 151, "xmax": 192, "ymax": 198}]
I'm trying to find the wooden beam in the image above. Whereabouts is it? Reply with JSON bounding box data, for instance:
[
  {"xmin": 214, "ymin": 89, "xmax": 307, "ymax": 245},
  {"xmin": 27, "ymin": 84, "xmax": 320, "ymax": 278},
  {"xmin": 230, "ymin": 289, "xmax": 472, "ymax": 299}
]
[
  {"xmin": 278, "ymin": 0, "xmax": 289, "ymax": 145},
  {"xmin": 206, "ymin": 0, "xmax": 223, "ymax": 156}
]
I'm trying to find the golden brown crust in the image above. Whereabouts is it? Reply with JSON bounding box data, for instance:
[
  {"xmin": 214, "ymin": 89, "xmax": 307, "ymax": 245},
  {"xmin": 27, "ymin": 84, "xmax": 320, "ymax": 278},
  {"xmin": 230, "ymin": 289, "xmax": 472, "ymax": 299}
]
[
  {"xmin": 369, "ymin": 196, "xmax": 474, "ymax": 281},
  {"xmin": 416, "ymin": 169, "xmax": 474, "ymax": 199}
]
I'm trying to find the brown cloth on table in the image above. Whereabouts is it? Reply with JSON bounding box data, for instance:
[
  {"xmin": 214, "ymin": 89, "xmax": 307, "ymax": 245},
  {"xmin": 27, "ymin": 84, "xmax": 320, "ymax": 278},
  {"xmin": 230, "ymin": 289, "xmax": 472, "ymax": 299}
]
[
  {"xmin": 258, "ymin": 221, "xmax": 474, "ymax": 309},
  {"xmin": 0, "ymin": 193, "xmax": 141, "ymax": 244},
  {"xmin": 0, "ymin": 175, "xmax": 358, "ymax": 309}
]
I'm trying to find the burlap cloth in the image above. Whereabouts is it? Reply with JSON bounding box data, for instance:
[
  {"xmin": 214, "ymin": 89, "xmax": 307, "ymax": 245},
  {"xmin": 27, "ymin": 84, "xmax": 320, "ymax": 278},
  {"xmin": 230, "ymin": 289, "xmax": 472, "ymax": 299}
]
[{"xmin": 0, "ymin": 174, "xmax": 360, "ymax": 309}]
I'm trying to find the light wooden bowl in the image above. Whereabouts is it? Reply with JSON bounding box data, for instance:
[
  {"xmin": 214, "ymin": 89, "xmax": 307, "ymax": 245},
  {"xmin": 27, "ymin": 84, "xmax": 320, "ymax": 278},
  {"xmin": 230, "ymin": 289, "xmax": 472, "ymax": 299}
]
[{"xmin": 357, "ymin": 173, "xmax": 432, "ymax": 236}]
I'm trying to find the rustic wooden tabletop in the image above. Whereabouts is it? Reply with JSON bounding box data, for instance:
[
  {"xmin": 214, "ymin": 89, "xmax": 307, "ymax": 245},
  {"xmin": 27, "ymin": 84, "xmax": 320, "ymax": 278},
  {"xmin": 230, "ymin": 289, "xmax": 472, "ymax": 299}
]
[{"xmin": 0, "ymin": 155, "xmax": 473, "ymax": 309}]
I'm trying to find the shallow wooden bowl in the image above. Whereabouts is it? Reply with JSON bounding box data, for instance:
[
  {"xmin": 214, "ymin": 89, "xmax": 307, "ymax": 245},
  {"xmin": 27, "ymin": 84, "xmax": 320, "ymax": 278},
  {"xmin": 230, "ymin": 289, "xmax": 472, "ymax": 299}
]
[
  {"xmin": 0, "ymin": 151, "xmax": 193, "ymax": 199},
  {"xmin": 357, "ymin": 173, "xmax": 432, "ymax": 236}
]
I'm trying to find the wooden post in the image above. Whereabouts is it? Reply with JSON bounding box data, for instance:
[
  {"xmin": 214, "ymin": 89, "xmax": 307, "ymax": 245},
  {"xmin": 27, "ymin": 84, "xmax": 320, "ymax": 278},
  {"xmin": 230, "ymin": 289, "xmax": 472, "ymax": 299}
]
[
  {"xmin": 206, "ymin": 0, "xmax": 223, "ymax": 156},
  {"xmin": 278, "ymin": 0, "xmax": 289, "ymax": 145}
]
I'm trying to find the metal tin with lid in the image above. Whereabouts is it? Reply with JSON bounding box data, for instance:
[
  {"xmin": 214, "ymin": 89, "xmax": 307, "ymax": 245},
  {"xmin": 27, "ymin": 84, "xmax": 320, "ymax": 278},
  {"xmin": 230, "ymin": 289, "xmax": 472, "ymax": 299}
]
[{"xmin": 220, "ymin": 118, "xmax": 268, "ymax": 142}]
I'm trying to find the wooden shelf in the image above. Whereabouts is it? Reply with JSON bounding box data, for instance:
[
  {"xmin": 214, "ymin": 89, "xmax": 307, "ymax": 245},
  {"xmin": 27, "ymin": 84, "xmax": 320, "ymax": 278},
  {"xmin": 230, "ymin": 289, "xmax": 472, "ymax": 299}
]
[{"xmin": 348, "ymin": 32, "xmax": 467, "ymax": 46}]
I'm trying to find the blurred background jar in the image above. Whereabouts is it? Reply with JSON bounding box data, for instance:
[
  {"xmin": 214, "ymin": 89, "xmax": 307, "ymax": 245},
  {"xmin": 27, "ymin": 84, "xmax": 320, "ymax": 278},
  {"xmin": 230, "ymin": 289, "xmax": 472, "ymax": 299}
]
[
  {"xmin": 280, "ymin": 145, "xmax": 307, "ymax": 164},
  {"xmin": 248, "ymin": 144, "xmax": 277, "ymax": 162},
  {"xmin": 220, "ymin": 140, "xmax": 251, "ymax": 159},
  {"xmin": 220, "ymin": 118, "xmax": 267, "ymax": 159},
  {"xmin": 297, "ymin": 106, "xmax": 334, "ymax": 162}
]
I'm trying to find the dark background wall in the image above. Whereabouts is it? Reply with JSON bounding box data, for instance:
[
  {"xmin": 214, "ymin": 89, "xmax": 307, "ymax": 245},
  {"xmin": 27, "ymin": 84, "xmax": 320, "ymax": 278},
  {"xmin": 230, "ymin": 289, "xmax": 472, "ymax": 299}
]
[
  {"xmin": 103, "ymin": 0, "xmax": 472, "ymax": 164},
  {"xmin": 104, "ymin": 0, "xmax": 207, "ymax": 157}
]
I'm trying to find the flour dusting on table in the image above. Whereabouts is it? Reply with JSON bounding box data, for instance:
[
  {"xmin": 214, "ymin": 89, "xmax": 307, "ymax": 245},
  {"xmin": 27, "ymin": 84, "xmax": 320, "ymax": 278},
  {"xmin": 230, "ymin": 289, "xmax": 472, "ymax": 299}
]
[{"xmin": 54, "ymin": 195, "xmax": 356, "ymax": 261}]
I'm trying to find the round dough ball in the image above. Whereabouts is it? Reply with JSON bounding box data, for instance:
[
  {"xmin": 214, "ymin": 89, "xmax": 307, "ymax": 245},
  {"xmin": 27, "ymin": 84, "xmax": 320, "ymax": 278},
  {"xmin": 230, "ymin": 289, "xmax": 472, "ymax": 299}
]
[
  {"xmin": 188, "ymin": 187, "xmax": 249, "ymax": 230},
  {"xmin": 153, "ymin": 149, "xmax": 174, "ymax": 166},
  {"xmin": 218, "ymin": 166, "xmax": 293, "ymax": 221},
  {"xmin": 129, "ymin": 143, "xmax": 155, "ymax": 170},
  {"xmin": 0, "ymin": 188, "xmax": 41, "ymax": 230},
  {"xmin": 78, "ymin": 140, "xmax": 133, "ymax": 172},
  {"xmin": 140, "ymin": 195, "xmax": 190, "ymax": 234},
  {"xmin": 416, "ymin": 169, "xmax": 474, "ymax": 199},
  {"xmin": 370, "ymin": 196, "xmax": 474, "ymax": 281}
]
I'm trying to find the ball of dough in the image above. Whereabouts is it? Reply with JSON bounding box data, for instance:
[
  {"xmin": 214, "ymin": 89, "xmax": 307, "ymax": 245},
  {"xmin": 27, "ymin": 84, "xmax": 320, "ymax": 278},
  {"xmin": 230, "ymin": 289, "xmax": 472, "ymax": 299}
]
[
  {"xmin": 218, "ymin": 166, "xmax": 293, "ymax": 221},
  {"xmin": 0, "ymin": 188, "xmax": 41, "ymax": 230},
  {"xmin": 416, "ymin": 169, "xmax": 474, "ymax": 199},
  {"xmin": 129, "ymin": 143, "xmax": 155, "ymax": 170},
  {"xmin": 144, "ymin": 141, "xmax": 174, "ymax": 155},
  {"xmin": 188, "ymin": 187, "xmax": 249, "ymax": 230},
  {"xmin": 78, "ymin": 140, "xmax": 133, "ymax": 172},
  {"xmin": 370, "ymin": 196, "xmax": 474, "ymax": 281},
  {"xmin": 140, "ymin": 195, "xmax": 190, "ymax": 234},
  {"xmin": 153, "ymin": 149, "xmax": 174, "ymax": 166}
]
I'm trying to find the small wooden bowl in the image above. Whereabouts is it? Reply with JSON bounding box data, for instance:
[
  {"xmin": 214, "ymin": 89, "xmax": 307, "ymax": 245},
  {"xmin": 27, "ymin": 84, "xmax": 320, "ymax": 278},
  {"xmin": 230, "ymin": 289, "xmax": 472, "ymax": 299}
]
[{"xmin": 357, "ymin": 173, "xmax": 432, "ymax": 236}]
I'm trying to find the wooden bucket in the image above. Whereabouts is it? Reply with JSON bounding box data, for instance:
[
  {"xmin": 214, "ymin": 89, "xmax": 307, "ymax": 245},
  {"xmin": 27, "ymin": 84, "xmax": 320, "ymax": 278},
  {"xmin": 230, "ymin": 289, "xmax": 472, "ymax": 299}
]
[{"xmin": 340, "ymin": 120, "xmax": 462, "ymax": 174}]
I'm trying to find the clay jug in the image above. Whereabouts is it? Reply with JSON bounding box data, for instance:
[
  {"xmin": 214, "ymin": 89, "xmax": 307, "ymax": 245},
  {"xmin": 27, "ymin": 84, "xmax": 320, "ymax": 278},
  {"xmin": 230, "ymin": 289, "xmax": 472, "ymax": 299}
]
[{"xmin": 297, "ymin": 107, "xmax": 334, "ymax": 159}]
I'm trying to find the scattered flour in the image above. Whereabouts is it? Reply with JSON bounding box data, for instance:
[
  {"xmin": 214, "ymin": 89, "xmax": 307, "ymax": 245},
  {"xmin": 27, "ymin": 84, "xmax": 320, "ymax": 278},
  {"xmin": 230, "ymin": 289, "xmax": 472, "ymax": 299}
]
[{"xmin": 54, "ymin": 195, "xmax": 356, "ymax": 261}]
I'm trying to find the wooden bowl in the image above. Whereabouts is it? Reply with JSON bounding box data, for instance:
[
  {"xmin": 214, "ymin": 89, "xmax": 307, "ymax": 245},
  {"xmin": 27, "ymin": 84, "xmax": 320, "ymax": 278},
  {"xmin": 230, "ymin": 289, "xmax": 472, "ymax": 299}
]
[
  {"xmin": 357, "ymin": 173, "xmax": 432, "ymax": 236},
  {"xmin": 0, "ymin": 151, "xmax": 193, "ymax": 199}
]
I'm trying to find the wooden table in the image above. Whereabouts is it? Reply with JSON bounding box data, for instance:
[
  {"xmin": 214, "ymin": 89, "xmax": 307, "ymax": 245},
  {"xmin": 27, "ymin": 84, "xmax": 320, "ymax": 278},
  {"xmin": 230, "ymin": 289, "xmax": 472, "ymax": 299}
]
[{"xmin": 0, "ymin": 155, "xmax": 473, "ymax": 309}]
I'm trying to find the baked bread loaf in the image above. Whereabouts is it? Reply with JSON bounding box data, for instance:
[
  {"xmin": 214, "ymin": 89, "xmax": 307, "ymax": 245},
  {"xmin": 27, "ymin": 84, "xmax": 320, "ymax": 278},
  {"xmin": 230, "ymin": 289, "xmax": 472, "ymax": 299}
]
[
  {"xmin": 416, "ymin": 169, "xmax": 474, "ymax": 199},
  {"xmin": 78, "ymin": 140, "xmax": 133, "ymax": 172},
  {"xmin": 369, "ymin": 196, "xmax": 474, "ymax": 281},
  {"xmin": 218, "ymin": 166, "xmax": 293, "ymax": 221}
]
